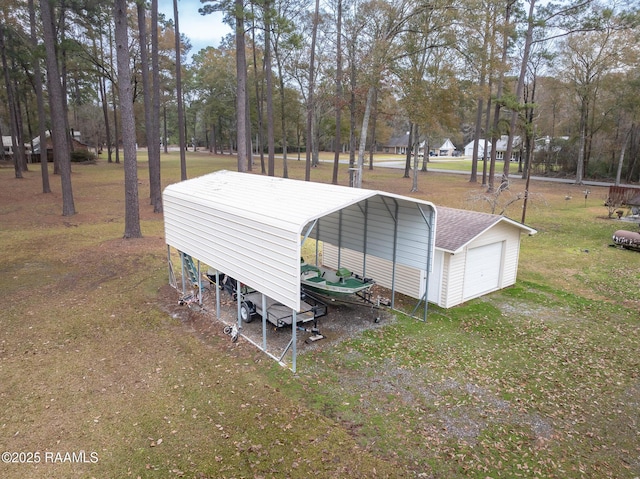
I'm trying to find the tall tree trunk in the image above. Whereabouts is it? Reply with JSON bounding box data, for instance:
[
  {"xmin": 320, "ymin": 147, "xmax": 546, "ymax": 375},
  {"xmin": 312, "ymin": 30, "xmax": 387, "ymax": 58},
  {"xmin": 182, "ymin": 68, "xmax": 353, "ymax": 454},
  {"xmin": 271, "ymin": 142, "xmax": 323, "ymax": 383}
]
[
  {"xmin": 348, "ymin": 35, "xmax": 357, "ymax": 186},
  {"xmin": 0, "ymin": 125, "xmax": 5, "ymax": 161},
  {"xmin": 163, "ymin": 105, "xmax": 168, "ymax": 153},
  {"xmin": 245, "ymin": 70, "xmax": 252, "ymax": 170},
  {"xmin": 332, "ymin": 0, "xmax": 343, "ymax": 184},
  {"xmin": 11, "ymin": 69, "xmax": 28, "ymax": 173},
  {"xmin": 522, "ymin": 76, "xmax": 537, "ymax": 179},
  {"xmin": 355, "ymin": 86, "xmax": 374, "ymax": 188},
  {"xmin": 150, "ymin": 0, "xmax": 162, "ymax": 212},
  {"xmin": 173, "ymin": 0, "xmax": 187, "ymax": 180},
  {"xmin": 97, "ymin": 34, "xmax": 113, "ymax": 163},
  {"xmin": 615, "ymin": 126, "xmax": 631, "ymax": 186},
  {"xmin": 235, "ymin": 0, "xmax": 248, "ymax": 172},
  {"xmin": 305, "ymin": 0, "xmax": 320, "ymax": 181},
  {"xmin": 138, "ymin": 0, "xmax": 161, "ymax": 211},
  {"xmin": 503, "ymin": 0, "xmax": 535, "ymax": 178},
  {"xmin": 250, "ymin": 8, "xmax": 266, "ymax": 174},
  {"xmin": 487, "ymin": 1, "xmax": 513, "ymax": 193},
  {"xmin": 482, "ymin": 93, "xmax": 492, "ymax": 186},
  {"xmin": 137, "ymin": 1, "xmax": 153, "ymax": 174},
  {"xmin": 264, "ymin": 0, "xmax": 275, "ymax": 177},
  {"xmin": 404, "ymin": 124, "xmax": 413, "ymax": 178},
  {"xmin": 368, "ymin": 87, "xmax": 378, "ymax": 171},
  {"xmin": 470, "ymin": 6, "xmax": 492, "ymax": 184},
  {"xmin": 109, "ymin": 23, "xmax": 120, "ymax": 164},
  {"xmin": 28, "ymin": 0, "xmax": 51, "ymax": 192},
  {"xmin": 0, "ymin": 23, "xmax": 24, "ymax": 179},
  {"xmin": 274, "ymin": 42, "xmax": 288, "ymax": 178},
  {"xmin": 575, "ymin": 98, "xmax": 587, "ymax": 184},
  {"xmin": 470, "ymin": 97, "xmax": 485, "ymax": 184},
  {"xmin": 411, "ymin": 125, "xmax": 420, "ymax": 192},
  {"xmin": 115, "ymin": 0, "xmax": 142, "ymax": 238},
  {"xmin": 40, "ymin": 0, "xmax": 75, "ymax": 215}
]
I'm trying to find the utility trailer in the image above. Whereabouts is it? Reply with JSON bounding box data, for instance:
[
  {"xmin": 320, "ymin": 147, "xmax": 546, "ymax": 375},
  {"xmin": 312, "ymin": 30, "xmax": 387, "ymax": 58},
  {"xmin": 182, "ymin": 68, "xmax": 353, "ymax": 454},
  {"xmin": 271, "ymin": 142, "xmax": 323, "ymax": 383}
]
[{"xmin": 207, "ymin": 272, "xmax": 328, "ymax": 328}]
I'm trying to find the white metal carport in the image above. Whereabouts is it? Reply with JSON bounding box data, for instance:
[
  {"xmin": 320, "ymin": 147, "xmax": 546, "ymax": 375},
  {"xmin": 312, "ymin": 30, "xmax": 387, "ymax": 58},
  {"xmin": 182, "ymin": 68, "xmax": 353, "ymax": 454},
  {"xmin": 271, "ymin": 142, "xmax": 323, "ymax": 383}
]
[{"xmin": 162, "ymin": 170, "xmax": 436, "ymax": 371}]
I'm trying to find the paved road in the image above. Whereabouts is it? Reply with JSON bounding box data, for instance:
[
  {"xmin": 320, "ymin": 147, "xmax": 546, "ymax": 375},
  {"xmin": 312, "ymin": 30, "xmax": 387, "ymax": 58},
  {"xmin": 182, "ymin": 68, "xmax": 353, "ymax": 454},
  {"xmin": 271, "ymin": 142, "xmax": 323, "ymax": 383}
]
[{"xmin": 366, "ymin": 160, "xmax": 639, "ymax": 189}]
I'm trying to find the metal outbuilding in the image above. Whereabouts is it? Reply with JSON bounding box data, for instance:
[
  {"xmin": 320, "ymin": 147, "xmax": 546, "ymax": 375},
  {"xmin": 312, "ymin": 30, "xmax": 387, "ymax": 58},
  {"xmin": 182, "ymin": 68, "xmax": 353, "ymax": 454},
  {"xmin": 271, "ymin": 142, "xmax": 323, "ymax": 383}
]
[{"xmin": 162, "ymin": 170, "xmax": 437, "ymax": 370}]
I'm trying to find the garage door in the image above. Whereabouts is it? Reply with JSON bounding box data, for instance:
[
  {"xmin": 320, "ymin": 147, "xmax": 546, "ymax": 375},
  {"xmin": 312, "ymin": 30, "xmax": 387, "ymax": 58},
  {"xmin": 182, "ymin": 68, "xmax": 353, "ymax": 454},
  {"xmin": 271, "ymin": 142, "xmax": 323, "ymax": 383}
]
[{"xmin": 463, "ymin": 242, "xmax": 503, "ymax": 300}]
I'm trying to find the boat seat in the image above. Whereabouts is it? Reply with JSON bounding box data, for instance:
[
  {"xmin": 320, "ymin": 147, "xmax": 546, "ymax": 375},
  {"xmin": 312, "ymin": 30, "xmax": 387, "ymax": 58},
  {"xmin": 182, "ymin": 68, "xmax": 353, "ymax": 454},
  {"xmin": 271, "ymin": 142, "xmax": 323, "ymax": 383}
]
[
  {"xmin": 335, "ymin": 267, "xmax": 352, "ymax": 283},
  {"xmin": 301, "ymin": 263, "xmax": 321, "ymax": 275}
]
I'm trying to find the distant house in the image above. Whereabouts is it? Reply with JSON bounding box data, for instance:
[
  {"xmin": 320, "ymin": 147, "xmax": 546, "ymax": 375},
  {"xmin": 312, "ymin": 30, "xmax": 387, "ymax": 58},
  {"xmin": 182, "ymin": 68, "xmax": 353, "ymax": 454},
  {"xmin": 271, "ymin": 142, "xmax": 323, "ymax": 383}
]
[
  {"xmin": 464, "ymin": 135, "xmax": 522, "ymax": 161},
  {"xmin": 382, "ymin": 134, "xmax": 411, "ymax": 155},
  {"xmin": 2, "ymin": 136, "xmax": 14, "ymax": 159},
  {"xmin": 324, "ymin": 206, "xmax": 536, "ymax": 308},
  {"xmin": 30, "ymin": 131, "xmax": 89, "ymax": 162},
  {"xmin": 1, "ymin": 135, "xmax": 31, "ymax": 159},
  {"xmin": 384, "ymin": 135, "xmax": 457, "ymax": 158},
  {"xmin": 428, "ymin": 138, "xmax": 456, "ymax": 157}
]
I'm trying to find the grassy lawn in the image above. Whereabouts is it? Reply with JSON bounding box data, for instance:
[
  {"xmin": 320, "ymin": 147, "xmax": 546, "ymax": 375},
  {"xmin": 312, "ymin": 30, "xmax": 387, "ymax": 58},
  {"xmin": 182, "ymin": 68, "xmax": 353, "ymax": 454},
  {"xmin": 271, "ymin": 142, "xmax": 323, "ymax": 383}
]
[{"xmin": 0, "ymin": 151, "xmax": 638, "ymax": 478}]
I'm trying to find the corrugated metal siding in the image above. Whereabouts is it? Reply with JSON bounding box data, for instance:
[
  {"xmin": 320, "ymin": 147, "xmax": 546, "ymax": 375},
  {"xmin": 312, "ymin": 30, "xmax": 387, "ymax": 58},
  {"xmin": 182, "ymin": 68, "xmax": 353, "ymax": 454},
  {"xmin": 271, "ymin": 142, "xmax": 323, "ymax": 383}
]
[
  {"xmin": 311, "ymin": 197, "xmax": 435, "ymax": 271},
  {"xmin": 163, "ymin": 192, "xmax": 301, "ymax": 307},
  {"xmin": 163, "ymin": 171, "xmax": 436, "ymax": 312},
  {"xmin": 323, "ymin": 244, "xmax": 446, "ymax": 307},
  {"xmin": 323, "ymin": 245, "xmax": 423, "ymax": 299},
  {"xmin": 324, "ymin": 213, "xmax": 528, "ymax": 309}
]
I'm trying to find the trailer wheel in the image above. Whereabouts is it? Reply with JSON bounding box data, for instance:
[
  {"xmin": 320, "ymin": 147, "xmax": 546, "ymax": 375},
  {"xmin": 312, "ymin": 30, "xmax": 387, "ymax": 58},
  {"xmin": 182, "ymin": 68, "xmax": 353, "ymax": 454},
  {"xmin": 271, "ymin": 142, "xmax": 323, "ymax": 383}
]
[{"xmin": 240, "ymin": 301, "xmax": 255, "ymax": 323}]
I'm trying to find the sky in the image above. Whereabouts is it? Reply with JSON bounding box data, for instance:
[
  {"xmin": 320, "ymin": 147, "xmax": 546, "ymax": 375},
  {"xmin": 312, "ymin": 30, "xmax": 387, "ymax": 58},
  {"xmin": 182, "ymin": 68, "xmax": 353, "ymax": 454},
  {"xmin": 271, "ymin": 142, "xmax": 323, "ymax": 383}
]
[{"xmin": 157, "ymin": 0, "xmax": 232, "ymax": 58}]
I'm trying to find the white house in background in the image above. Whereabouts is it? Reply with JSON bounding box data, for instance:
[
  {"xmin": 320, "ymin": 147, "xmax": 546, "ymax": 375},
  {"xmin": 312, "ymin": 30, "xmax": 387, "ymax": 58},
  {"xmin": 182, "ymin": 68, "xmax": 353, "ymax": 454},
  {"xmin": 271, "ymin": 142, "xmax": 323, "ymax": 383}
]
[
  {"xmin": 428, "ymin": 138, "xmax": 456, "ymax": 157},
  {"xmin": 323, "ymin": 206, "xmax": 536, "ymax": 308},
  {"xmin": 383, "ymin": 136, "xmax": 458, "ymax": 157},
  {"xmin": 2, "ymin": 136, "xmax": 18, "ymax": 157},
  {"xmin": 464, "ymin": 135, "xmax": 522, "ymax": 161}
]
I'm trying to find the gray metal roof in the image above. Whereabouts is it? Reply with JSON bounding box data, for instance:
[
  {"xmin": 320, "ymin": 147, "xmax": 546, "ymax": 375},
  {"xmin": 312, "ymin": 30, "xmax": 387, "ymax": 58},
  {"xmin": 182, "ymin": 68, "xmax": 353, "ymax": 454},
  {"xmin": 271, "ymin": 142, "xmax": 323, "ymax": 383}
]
[
  {"xmin": 435, "ymin": 206, "xmax": 536, "ymax": 253},
  {"xmin": 163, "ymin": 170, "xmax": 436, "ymax": 311}
]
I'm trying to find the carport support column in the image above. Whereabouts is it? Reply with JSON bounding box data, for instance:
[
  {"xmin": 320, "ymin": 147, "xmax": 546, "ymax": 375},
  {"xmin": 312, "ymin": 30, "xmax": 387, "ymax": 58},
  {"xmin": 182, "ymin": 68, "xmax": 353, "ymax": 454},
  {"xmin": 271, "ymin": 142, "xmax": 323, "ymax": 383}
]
[
  {"xmin": 362, "ymin": 200, "xmax": 369, "ymax": 277},
  {"xmin": 237, "ymin": 282, "xmax": 242, "ymax": 330},
  {"xmin": 424, "ymin": 208, "xmax": 435, "ymax": 321},
  {"xmin": 180, "ymin": 252, "xmax": 186, "ymax": 295},
  {"xmin": 391, "ymin": 201, "xmax": 399, "ymax": 309},
  {"xmin": 416, "ymin": 205, "xmax": 435, "ymax": 322},
  {"xmin": 215, "ymin": 271, "xmax": 221, "ymax": 318},
  {"xmin": 197, "ymin": 259, "xmax": 202, "ymax": 305},
  {"xmin": 167, "ymin": 245, "xmax": 172, "ymax": 286},
  {"xmin": 292, "ymin": 310, "xmax": 297, "ymax": 373},
  {"xmin": 338, "ymin": 211, "xmax": 343, "ymax": 267},
  {"xmin": 262, "ymin": 294, "xmax": 267, "ymax": 351}
]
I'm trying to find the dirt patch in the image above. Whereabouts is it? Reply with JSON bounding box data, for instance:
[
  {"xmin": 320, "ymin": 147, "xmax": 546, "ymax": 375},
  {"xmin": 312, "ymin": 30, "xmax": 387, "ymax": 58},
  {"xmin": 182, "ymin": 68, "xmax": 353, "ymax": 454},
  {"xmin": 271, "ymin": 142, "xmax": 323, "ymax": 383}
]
[{"xmin": 160, "ymin": 282, "xmax": 395, "ymax": 368}]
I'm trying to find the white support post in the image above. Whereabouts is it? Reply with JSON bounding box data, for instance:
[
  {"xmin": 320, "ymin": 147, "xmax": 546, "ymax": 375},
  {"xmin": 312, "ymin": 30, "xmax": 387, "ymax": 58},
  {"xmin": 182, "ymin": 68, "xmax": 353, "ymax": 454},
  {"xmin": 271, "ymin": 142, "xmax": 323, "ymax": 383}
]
[
  {"xmin": 167, "ymin": 245, "xmax": 172, "ymax": 286},
  {"xmin": 180, "ymin": 252, "xmax": 186, "ymax": 295},
  {"xmin": 215, "ymin": 271, "xmax": 220, "ymax": 318},
  {"xmin": 262, "ymin": 294, "xmax": 267, "ymax": 351},
  {"xmin": 197, "ymin": 259, "xmax": 202, "ymax": 305},
  {"xmin": 237, "ymin": 282, "xmax": 242, "ymax": 330},
  {"xmin": 292, "ymin": 310, "xmax": 297, "ymax": 373}
]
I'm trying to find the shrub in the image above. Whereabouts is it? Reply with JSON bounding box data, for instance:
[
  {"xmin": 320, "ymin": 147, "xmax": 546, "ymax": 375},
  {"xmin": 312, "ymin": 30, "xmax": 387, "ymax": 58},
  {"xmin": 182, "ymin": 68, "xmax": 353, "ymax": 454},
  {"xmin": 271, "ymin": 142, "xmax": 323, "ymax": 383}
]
[{"xmin": 70, "ymin": 149, "xmax": 96, "ymax": 163}]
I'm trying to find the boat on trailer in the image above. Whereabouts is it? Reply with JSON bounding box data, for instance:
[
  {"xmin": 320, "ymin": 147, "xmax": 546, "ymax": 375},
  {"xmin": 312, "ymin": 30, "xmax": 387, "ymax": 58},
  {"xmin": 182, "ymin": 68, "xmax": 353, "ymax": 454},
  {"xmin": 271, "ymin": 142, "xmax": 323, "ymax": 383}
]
[
  {"xmin": 612, "ymin": 229, "xmax": 640, "ymax": 252},
  {"xmin": 300, "ymin": 263, "xmax": 374, "ymax": 298}
]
